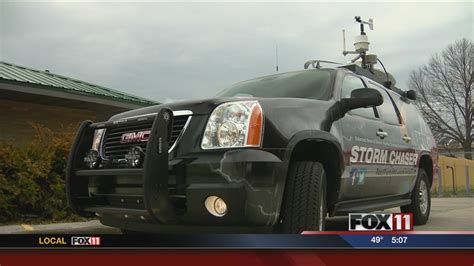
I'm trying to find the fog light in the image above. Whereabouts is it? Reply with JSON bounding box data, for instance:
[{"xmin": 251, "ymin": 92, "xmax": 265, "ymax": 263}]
[
  {"xmin": 84, "ymin": 149, "xmax": 101, "ymax": 169},
  {"xmin": 205, "ymin": 196, "xmax": 227, "ymax": 217},
  {"xmin": 125, "ymin": 146, "xmax": 144, "ymax": 168}
]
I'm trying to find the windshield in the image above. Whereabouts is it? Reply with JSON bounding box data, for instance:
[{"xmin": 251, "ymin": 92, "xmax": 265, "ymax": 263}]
[{"xmin": 216, "ymin": 70, "xmax": 333, "ymax": 100}]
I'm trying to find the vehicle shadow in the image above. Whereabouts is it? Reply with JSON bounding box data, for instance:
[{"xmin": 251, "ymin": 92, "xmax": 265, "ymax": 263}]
[{"xmin": 325, "ymin": 217, "xmax": 350, "ymax": 231}]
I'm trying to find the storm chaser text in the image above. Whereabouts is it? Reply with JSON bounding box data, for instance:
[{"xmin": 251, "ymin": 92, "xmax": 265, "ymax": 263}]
[{"xmin": 350, "ymin": 146, "xmax": 418, "ymax": 165}]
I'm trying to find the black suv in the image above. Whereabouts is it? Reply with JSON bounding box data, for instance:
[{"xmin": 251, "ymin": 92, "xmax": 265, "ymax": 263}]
[{"xmin": 67, "ymin": 64, "xmax": 438, "ymax": 233}]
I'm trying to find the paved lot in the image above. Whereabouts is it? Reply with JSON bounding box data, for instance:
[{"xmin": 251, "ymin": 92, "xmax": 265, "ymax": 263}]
[
  {"xmin": 325, "ymin": 197, "xmax": 474, "ymax": 231},
  {"xmin": 0, "ymin": 198, "xmax": 472, "ymax": 234}
]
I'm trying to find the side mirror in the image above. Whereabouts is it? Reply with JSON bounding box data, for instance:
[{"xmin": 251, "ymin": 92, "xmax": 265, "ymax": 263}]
[
  {"xmin": 406, "ymin": 90, "xmax": 417, "ymax": 100},
  {"xmin": 340, "ymin": 88, "xmax": 383, "ymax": 114}
]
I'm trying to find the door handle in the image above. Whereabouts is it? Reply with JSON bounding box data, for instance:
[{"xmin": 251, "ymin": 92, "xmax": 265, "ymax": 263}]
[
  {"xmin": 402, "ymin": 135, "xmax": 412, "ymax": 143},
  {"xmin": 376, "ymin": 130, "xmax": 388, "ymax": 139}
]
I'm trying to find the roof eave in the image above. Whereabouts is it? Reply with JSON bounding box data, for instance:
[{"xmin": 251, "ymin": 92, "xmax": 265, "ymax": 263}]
[{"xmin": 0, "ymin": 79, "xmax": 158, "ymax": 109}]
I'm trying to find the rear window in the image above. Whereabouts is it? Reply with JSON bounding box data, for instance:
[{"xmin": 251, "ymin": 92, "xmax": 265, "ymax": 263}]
[{"xmin": 216, "ymin": 70, "xmax": 332, "ymax": 100}]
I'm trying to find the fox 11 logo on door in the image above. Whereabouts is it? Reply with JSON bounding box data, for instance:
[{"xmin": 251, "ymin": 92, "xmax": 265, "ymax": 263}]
[{"xmin": 349, "ymin": 213, "xmax": 413, "ymax": 231}]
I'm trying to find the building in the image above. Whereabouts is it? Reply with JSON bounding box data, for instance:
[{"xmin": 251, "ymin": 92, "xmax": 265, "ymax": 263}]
[{"xmin": 0, "ymin": 61, "xmax": 157, "ymax": 144}]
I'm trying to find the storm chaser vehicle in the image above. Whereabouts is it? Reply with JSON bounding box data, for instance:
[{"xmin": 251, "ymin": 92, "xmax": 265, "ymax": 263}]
[
  {"xmin": 66, "ymin": 65, "xmax": 438, "ymax": 233},
  {"xmin": 66, "ymin": 18, "xmax": 438, "ymax": 234}
]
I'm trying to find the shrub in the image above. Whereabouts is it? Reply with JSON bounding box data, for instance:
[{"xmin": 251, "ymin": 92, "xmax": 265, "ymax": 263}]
[{"xmin": 0, "ymin": 124, "xmax": 82, "ymax": 223}]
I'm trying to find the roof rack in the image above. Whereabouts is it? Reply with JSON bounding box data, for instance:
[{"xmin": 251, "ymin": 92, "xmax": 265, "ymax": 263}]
[{"xmin": 304, "ymin": 60, "xmax": 341, "ymax": 69}]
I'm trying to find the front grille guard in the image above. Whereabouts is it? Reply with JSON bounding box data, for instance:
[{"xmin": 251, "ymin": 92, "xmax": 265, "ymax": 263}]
[{"xmin": 66, "ymin": 108, "xmax": 177, "ymax": 223}]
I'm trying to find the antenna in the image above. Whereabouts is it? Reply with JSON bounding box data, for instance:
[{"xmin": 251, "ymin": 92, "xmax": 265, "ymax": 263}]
[
  {"xmin": 275, "ymin": 43, "xmax": 279, "ymax": 72},
  {"xmin": 342, "ymin": 29, "xmax": 346, "ymax": 54}
]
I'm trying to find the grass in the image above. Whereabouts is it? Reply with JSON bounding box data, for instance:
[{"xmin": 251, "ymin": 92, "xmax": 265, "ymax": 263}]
[{"xmin": 0, "ymin": 216, "xmax": 94, "ymax": 226}]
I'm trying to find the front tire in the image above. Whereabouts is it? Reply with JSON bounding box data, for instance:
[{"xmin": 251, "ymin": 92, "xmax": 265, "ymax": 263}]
[
  {"xmin": 401, "ymin": 168, "xmax": 431, "ymax": 225},
  {"xmin": 279, "ymin": 161, "xmax": 327, "ymax": 233}
]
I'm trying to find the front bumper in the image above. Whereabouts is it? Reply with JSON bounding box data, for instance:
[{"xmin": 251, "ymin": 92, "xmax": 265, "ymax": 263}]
[{"xmin": 66, "ymin": 108, "xmax": 288, "ymax": 233}]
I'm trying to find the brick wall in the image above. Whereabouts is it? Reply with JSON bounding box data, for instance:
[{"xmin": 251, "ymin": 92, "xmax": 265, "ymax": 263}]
[{"xmin": 0, "ymin": 99, "xmax": 97, "ymax": 145}]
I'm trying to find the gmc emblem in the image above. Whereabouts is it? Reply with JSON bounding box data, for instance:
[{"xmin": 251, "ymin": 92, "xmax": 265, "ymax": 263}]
[{"xmin": 120, "ymin": 130, "xmax": 150, "ymax": 144}]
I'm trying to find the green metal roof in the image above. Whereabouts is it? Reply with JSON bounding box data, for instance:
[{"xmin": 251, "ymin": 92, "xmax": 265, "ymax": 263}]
[{"xmin": 0, "ymin": 61, "xmax": 157, "ymax": 106}]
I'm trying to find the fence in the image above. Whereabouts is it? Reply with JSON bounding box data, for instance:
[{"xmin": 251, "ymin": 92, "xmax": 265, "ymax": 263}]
[{"xmin": 432, "ymin": 155, "xmax": 474, "ymax": 195}]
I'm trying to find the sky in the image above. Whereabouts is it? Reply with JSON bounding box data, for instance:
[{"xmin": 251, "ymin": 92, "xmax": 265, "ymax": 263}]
[{"xmin": 1, "ymin": 1, "xmax": 472, "ymax": 103}]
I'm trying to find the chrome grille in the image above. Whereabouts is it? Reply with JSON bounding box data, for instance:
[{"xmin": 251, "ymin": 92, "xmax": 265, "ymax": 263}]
[{"xmin": 102, "ymin": 114, "xmax": 190, "ymax": 160}]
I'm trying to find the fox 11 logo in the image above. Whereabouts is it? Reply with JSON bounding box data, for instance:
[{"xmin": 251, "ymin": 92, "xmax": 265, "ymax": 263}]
[
  {"xmin": 71, "ymin": 236, "xmax": 101, "ymax": 246},
  {"xmin": 349, "ymin": 213, "xmax": 413, "ymax": 231}
]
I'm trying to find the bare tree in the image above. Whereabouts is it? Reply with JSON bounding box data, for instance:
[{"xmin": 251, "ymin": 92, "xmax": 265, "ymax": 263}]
[{"xmin": 409, "ymin": 38, "xmax": 473, "ymax": 159}]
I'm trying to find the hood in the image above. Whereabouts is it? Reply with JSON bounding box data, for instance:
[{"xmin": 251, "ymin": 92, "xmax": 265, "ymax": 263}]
[
  {"xmin": 109, "ymin": 96, "xmax": 335, "ymax": 124},
  {"xmin": 109, "ymin": 97, "xmax": 257, "ymax": 121}
]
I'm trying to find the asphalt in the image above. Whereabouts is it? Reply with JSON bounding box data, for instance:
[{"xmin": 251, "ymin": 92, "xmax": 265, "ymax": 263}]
[
  {"xmin": 0, "ymin": 197, "xmax": 472, "ymax": 234},
  {"xmin": 325, "ymin": 197, "xmax": 474, "ymax": 231}
]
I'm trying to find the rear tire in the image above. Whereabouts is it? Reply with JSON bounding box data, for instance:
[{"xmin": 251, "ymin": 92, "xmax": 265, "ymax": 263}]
[
  {"xmin": 401, "ymin": 168, "xmax": 431, "ymax": 225},
  {"xmin": 279, "ymin": 161, "xmax": 327, "ymax": 233}
]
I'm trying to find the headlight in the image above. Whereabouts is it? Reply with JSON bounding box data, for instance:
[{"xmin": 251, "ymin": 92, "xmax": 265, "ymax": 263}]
[
  {"xmin": 201, "ymin": 100, "xmax": 263, "ymax": 149},
  {"xmin": 91, "ymin": 128, "xmax": 105, "ymax": 151}
]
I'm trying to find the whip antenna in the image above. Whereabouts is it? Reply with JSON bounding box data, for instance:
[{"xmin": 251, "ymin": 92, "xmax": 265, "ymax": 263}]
[{"xmin": 275, "ymin": 43, "xmax": 279, "ymax": 72}]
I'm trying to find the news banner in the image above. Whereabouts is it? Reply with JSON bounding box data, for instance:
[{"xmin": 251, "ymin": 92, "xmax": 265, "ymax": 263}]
[{"xmin": 0, "ymin": 213, "xmax": 472, "ymax": 249}]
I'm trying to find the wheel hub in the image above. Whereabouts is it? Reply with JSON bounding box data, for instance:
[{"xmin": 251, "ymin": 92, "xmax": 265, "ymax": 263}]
[{"xmin": 418, "ymin": 180, "xmax": 428, "ymax": 214}]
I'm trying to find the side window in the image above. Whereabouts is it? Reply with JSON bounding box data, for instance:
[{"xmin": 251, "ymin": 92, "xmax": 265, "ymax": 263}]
[
  {"xmin": 399, "ymin": 100, "xmax": 433, "ymax": 148},
  {"xmin": 398, "ymin": 97, "xmax": 429, "ymax": 132},
  {"xmin": 399, "ymin": 100, "xmax": 420, "ymax": 129},
  {"xmin": 341, "ymin": 75, "xmax": 377, "ymax": 119},
  {"xmin": 387, "ymin": 91, "xmax": 403, "ymax": 123},
  {"xmin": 367, "ymin": 82, "xmax": 401, "ymax": 125}
]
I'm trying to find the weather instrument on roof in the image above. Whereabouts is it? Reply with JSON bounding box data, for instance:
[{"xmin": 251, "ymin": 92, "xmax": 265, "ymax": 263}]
[
  {"xmin": 339, "ymin": 16, "xmax": 417, "ymax": 100},
  {"xmin": 303, "ymin": 16, "xmax": 415, "ymax": 99},
  {"xmin": 342, "ymin": 16, "xmax": 377, "ymax": 71},
  {"xmin": 303, "ymin": 16, "xmax": 376, "ymax": 71}
]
